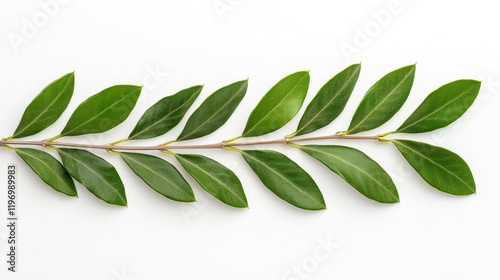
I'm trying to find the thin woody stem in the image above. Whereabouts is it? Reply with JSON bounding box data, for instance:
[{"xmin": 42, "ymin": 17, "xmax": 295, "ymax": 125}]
[{"xmin": 0, "ymin": 133, "xmax": 381, "ymax": 151}]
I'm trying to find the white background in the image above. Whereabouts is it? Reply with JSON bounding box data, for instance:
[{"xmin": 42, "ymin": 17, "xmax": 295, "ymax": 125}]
[{"xmin": 1, "ymin": 0, "xmax": 499, "ymax": 279}]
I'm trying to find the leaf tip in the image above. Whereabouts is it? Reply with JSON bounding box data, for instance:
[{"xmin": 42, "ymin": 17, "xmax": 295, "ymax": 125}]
[
  {"xmin": 240, "ymin": 78, "xmax": 249, "ymax": 86},
  {"xmin": 297, "ymin": 70, "xmax": 311, "ymax": 77},
  {"xmin": 404, "ymin": 63, "xmax": 417, "ymax": 71},
  {"xmin": 472, "ymin": 79, "xmax": 482, "ymax": 85},
  {"xmin": 117, "ymin": 198, "xmax": 128, "ymax": 207}
]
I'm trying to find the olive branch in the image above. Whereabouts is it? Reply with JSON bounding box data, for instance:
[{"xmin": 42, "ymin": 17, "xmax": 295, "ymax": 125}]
[{"xmin": 0, "ymin": 64, "xmax": 480, "ymax": 210}]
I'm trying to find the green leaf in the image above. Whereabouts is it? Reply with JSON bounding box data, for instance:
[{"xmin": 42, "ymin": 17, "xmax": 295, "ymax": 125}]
[
  {"xmin": 177, "ymin": 80, "xmax": 247, "ymax": 141},
  {"xmin": 298, "ymin": 145, "xmax": 399, "ymax": 203},
  {"xmin": 294, "ymin": 64, "xmax": 360, "ymax": 137},
  {"xmin": 120, "ymin": 152, "xmax": 195, "ymax": 202},
  {"xmin": 243, "ymin": 71, "xmax": 310, "ymax": 137},
  {"xmin": 175, "ymin": 153, "xmax": 247, "ymax": 208},
  {"xmin": 60, "ymin": 85, "xmax": 142, "ymax": 136},
  {"xmin": 396, "ymin": 80, "xmax": 481, "ymax": 133},
  {"xmin": 392, "ymin": 139, "xmax": 475, "ymax": 195},
  {"xmin": 347, "ymin": 64, "xmax": 416, "ymax": 134},
  {"xmin": 129, "ymin": 85, "xmax": 203, "ymax": 140},
  {"xmin": 13, "ymin": 72, "xmax": 75, "ymax": 138},
  {"xmin": 240, "ymin": 149, "xmax": 326, "ymax": 210},
  {"xmin": 57, "ymin": 148, "xmax": 127, "ymax": 206},
  {"xmin": 15, "ymin": 148, "xmax": 76, "ymax": 197}
]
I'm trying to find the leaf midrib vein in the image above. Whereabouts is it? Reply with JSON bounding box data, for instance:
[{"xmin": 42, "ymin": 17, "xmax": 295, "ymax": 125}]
[
  {"xmin": 297, "ymin": 70, "xmax": 357, "ymax": 134},
  {"xmin": 178, "ymin": 156, "xmax": 245, "ymax": 205},
  {"xmin": 349, "ymin": 68, "xmax": 414, "ymax": 133},
  {"xmin": 63, "ymin": 88, "xmax": 139, "ymax": 136},
  {"xmin": 180, "ymin": 83, "xmax": 245, "ymax": 140},
  {"xmin": 302, "ymin": 146, "xmax": 397, "ymax": 200},
  {"xmin": 133, "ymin": 88, "xmax": 200, "ymax": 138},
  {"xmin": 242, "ymin": 151, "xmax": 322, "ymax": 206},
  {"xmin": 59, "ymin": 149, "xmax": 125, "ymax": 202},
  {"xmin": 15, "ymin": 76, "xmax": 73, "ymax": 137},
  {"xmin": 122, "ymin": 154, "xmax": 190, "ymax": 196},
  {"xmin": 18, "ymin": 149, "xmax": 70, "ymax": 189},
  {"xmin": 245, "ymin": 73, "xmax": 308, "ymax": 136},
  {"xmin": 398, "ymin": 84, "xmax": 477, "ymax": 132},
  {"xmin": 394, "ymin": 141, "xmax": 471, "ymax": 190}
]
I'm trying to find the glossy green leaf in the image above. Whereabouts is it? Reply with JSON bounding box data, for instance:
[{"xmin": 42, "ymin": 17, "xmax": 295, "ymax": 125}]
[
  {"xmin": 243, "ymin": 71, "xmax": 310, "ymax": 137},
  {"xmin": 15, "ymin": 148, "xmax": 76, "ymax": 197},
  {"xmin": 175, "ymin": 153, "xmax": 247, "ymax": 207},
  {"xmin": 347, "ymin": 64, "xmax": 416, "ymax": 134},
  {"xmin": 294, "ymin": 64, "xmax": 360, "ymax": 137},
  {"xmin": 120, "ymin": 152, "xmax": 195, "ymax": 202},
  {"xmin": 240, "ymin": 149, "xmax": 326, "ymax": 210},
  {"xmin": 57, "ymin": 148, "xmax": 127, "ymax": 206},
  {"xmin": 13, "ymin": 72, "xmax": 75, "ymax": 138},
  {"xmin": 177, "ymin": 80, "xmax": 247, "ymax": 141},
  {"xmin": 298, "ymin": 145, "xmax": 399, "ymax": 203},
  {"xmin": 392, "ymin": 139, "xmax": 475, "ymax": 195},
  {"xmin": 61, "ymin": 85, "xmax": 142, "ymax": 136},
  {"xmin": 396, "ymin": 80, "xmax": 481, "ymax": 133},
  {"xmin": 129, "ymin": 85, "xmax": 203, "ymax": 140}
]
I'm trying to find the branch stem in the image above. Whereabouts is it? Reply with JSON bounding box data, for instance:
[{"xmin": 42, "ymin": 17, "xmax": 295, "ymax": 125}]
[{"xmin": 0, "ymin": 134, "xmax": 380, "ymax": 151}]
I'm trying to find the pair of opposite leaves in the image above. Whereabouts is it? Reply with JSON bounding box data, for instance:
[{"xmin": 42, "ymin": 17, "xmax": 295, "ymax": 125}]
[{"xmin": 8, "ymin": 64, "xmax": 480, "ymax": 210}]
